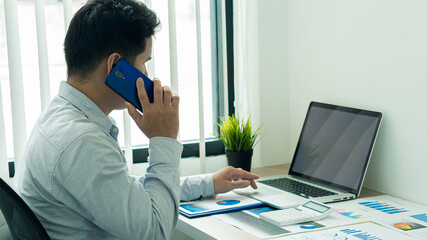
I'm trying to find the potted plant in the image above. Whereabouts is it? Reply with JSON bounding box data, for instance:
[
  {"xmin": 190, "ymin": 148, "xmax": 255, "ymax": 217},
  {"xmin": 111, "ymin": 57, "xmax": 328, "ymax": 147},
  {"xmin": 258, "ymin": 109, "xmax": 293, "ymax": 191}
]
[{"xmin": 214, "ymin": 114, "xmax": 262, "ymax": 172}]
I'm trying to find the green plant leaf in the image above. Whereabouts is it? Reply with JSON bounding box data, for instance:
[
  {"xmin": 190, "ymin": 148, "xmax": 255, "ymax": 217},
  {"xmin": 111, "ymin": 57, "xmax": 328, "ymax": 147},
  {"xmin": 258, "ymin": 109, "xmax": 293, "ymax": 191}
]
[{"xmin": 213, "ymin": 114, "xmax": 262, "ymax": 152}]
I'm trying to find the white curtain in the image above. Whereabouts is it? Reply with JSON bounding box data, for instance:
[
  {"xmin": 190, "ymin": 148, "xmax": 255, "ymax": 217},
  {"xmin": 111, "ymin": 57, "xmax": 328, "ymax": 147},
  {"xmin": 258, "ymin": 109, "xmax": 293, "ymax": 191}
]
[
  {"xmin": 233, "ymin": 0, "xmax": 262, "ymax": 167},
  {"xmin": 234, "ymin": 0, "xmax": 249, "ymax": 119},
  {"xmin": 0, "ymin": 80, "xmax": 9, "ymax": 185}
]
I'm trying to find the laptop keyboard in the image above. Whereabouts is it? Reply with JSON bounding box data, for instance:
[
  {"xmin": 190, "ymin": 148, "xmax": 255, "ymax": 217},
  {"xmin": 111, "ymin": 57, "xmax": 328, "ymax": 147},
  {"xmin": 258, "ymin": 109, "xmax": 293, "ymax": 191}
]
[{"xmin": 259, "ymin": 177, "xmax": 338, "ymax": 198}]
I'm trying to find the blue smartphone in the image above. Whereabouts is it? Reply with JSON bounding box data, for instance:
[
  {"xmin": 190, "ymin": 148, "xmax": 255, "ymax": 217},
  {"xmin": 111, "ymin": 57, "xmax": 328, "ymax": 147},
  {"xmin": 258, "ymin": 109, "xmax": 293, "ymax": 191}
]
[{"xmin": 105, "ymin": 59, "xmax": 154, "ymax": 112}]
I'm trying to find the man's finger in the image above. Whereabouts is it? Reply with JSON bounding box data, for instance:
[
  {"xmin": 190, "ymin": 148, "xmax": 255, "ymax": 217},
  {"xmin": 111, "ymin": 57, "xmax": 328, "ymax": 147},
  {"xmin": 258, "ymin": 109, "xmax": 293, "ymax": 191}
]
[
  {"xmin": 163, "ymin": 86, "xmax": 172, "ymax": 106},
  {"xmin": 249, "ymin": 179, "xmax": 258, "ymax": 189},
  {"xmin": 171, "ymin": 95, "xmax": 180, "ymax": 110},
  {"xmin": 231, "ymin": 180, "xmax": 251, "ymax": 189},
  {"xmin": 153, "ymin": 79, "xmax": 162, "ymax": 105},
  {"xmin": 126, "ymin": 102, "xmax": 139, "ymax": 120},
  {"xmin": 136, "ymin": 78, "xmax": 150, "ymax": 111},
  {"xmin": 231, "ymin": 169, "xmax": 260, "ymax": 181}
]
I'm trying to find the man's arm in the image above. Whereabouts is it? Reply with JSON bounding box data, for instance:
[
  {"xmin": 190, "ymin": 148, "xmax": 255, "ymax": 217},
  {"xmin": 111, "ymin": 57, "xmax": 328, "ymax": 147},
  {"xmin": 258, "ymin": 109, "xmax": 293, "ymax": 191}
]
[
  {"xmin": 53, "ymin": 133, "xmax": 182, "ymax": 239},
  {"xmin": 180, "ymin": 166, "xmax": 260, "ymax": 201}
]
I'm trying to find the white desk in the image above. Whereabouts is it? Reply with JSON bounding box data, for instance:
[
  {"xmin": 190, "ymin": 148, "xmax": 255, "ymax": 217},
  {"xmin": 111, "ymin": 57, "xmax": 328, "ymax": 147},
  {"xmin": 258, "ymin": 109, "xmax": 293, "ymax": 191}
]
[{"xmin": 176, "ymin": 164, "xmax": 382, "ymax": 240}]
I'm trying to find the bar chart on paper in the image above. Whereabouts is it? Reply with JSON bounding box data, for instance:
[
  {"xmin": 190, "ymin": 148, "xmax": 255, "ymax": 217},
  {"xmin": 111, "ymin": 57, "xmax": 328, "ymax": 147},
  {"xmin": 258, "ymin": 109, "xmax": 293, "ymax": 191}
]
[
  {"xmin": 284, "ymin": 222, "xmax": 416, "ymax": 240},
  {"xmin": 334, "ymin": 209, "xmax": 371, "ymax": 220},
  {"xmin": 341, "ymin": 228, "xmax": 381, "ymax": 240},
  {"xmin": 411, "ymin": 214, "xmax": 427, "ymax": 223},
  {"xmin": 358, "ymin": 201, "xmax": 409, "ymax": 214}
]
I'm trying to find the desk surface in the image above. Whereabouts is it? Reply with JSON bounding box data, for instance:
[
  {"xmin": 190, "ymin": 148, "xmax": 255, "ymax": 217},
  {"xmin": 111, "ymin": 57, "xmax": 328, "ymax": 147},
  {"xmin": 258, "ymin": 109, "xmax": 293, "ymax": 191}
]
[{"xmin": 176, "ymin": 164, "xmax": 383, "ymax": 240}]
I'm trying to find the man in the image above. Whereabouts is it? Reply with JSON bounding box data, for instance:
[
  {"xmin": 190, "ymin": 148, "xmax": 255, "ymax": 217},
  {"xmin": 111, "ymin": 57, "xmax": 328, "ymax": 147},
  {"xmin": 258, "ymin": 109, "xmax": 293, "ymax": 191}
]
[{"xmin": 14, "ymin": 0, "xmax": 259, "ymax": 239}]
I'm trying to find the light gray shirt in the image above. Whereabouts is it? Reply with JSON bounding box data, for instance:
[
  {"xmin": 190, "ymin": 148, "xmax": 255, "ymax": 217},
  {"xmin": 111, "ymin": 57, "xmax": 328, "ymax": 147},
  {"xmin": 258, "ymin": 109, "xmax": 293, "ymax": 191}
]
[{"xmin": 14, "ymin": 82, "xmax": 214, "ymax": 240}]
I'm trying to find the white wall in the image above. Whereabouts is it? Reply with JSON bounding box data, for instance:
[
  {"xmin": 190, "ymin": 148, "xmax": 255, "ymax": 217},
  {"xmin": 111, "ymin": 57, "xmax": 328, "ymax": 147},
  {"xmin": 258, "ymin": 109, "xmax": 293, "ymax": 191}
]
[
  {"xmin": 256, "ymin": 0, "xmax": 290, "ymax": 167},
  {"xmin": 254, "ymin": 0, "xmax": 427, "ymax": 205}
]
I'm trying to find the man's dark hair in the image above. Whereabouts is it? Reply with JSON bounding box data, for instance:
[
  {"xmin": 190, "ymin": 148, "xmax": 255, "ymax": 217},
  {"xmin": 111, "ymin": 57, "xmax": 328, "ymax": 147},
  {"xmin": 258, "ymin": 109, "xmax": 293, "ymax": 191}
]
[{"xmin": 64, "ymin": 0, "xmax": 160, "ymax": 78}]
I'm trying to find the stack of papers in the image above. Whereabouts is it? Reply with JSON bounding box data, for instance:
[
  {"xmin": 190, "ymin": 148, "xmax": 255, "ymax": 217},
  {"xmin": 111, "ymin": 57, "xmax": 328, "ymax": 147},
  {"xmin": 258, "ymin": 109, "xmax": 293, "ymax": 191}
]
[
  {"xmin": 215, "ymin": 195, "xmax": 427, "ymax": 239},
  {"xmin": 179, "ymin": 191, "xmax": 265, "ymax": 218}
]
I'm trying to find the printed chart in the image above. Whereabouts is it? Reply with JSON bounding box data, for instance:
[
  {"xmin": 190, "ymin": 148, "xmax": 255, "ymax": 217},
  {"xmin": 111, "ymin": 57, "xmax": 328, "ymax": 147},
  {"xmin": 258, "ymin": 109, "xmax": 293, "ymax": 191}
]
[
  {"xmin": 179, "ymin": 191, "xmax": 264, "ymax": 218},
  {"xmin": 334, "ymin": 208, "xmax": 371, "ymax": 220},
  {"xmin": 243, "ymin": 206, "xmax": 276, "ymax": 217},
  {"xmin": 411, "ymin": 214, "xmax": 427, "ymax": 223},
  {"xmin": 358, "ymin": 200, "xmax": 409, "ymax": 214},
  {"xmin": 329, "ymin": 195, "xmax": 427, "ymax": 239},
  {"xmin": 281, "ymin": 222, "xmax": 416, "ymax": 240},
  {"xmin": 217, "ymin": 206, "xmax": 333, "ymax": 239},
  {"xmin": 341, "ymin": 227, "xmax": 384, "ymax": 240},
  {"xmin": 216, "ymin": 211, "xmax": 290, "ymax": 239},
  {"xmin": 216, "ymin": 195, "xmax": 427, "ymax": 239},
  {"xmin": 216, "ymin": 199, "xmax": 240, "ymax": 206},
  {"xmin": 299, "ymin": 222, "xmax": 325, "ymax": 230}
]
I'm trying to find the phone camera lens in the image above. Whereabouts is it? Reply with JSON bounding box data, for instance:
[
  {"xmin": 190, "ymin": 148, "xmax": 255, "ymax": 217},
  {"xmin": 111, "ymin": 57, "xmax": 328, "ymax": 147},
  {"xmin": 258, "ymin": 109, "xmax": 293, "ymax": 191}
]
[{"xmin": 115, "ymin": 71, "xmax": 124, "ymax": 79}]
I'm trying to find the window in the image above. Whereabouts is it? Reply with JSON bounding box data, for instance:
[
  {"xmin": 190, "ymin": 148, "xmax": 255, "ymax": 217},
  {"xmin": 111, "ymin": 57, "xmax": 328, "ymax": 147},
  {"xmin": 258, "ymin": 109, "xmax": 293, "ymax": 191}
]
[{"xmin": 0, "ymin": 0, "xmax": 234, "ymax": 178}]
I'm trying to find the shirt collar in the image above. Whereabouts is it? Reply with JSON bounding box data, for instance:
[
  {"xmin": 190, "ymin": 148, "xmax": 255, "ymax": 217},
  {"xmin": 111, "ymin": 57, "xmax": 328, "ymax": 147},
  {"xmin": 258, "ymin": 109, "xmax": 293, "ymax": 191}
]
[{"xmin": 58, "ymin": 81, "xmax": 119, "ymax": 141}]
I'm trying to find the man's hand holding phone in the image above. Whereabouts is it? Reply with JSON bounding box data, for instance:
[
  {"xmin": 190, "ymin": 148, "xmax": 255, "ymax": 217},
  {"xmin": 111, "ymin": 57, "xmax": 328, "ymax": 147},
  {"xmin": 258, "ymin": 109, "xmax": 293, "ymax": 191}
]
[{"xmin": 126, "ymin": 78, "xmax": 180, "ymax": 139}]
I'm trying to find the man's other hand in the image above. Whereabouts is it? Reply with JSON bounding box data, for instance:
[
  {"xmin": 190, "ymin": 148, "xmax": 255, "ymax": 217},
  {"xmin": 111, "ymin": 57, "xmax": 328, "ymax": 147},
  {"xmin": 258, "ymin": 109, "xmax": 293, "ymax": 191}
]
[
  {"xmin": 212, "ymin": 166, "xmax": 259, "ymax": 194},
  {"xmin": 127, "ymin": 78, "xmax": 180, "ymax": 139}
]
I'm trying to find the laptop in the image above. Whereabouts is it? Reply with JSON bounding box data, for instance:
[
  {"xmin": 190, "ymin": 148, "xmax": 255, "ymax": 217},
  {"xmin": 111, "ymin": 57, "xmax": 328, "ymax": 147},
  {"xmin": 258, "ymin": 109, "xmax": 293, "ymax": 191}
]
[{"xmin": 235, "ymin": 101, "xmax": 382, "ymax": 209}]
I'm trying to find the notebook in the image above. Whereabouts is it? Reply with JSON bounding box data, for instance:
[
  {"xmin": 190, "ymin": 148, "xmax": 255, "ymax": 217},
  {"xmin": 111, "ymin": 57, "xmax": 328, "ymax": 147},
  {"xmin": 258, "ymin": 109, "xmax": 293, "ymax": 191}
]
[{"xmin": 234, "ymin": 101, "xmax": 382, "ymax": 209}]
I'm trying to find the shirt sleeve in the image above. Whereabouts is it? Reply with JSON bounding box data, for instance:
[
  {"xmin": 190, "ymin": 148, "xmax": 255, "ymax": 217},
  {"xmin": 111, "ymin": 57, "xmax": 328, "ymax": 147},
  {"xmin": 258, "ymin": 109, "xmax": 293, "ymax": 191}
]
[
  {"xmin": 51, "ymin": 132, "xmax": 182, "ymax": 240},
  {"xmin": 180, "ymin": 174, "xmax": 215, "ymax": 201}
]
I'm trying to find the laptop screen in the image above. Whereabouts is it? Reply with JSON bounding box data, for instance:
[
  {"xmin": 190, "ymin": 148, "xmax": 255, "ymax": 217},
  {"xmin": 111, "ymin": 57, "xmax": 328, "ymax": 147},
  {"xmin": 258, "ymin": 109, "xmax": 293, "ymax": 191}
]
[{"xmin": 289, "ymin": 102, "xmax": 382, "ymax": 195}]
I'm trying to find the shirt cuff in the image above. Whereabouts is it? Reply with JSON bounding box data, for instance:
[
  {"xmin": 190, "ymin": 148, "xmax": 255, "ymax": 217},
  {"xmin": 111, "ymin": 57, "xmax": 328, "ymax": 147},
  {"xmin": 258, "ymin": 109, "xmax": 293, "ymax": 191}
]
[
  {"xmin": 200, "ymin": 174, "xmax": 215, "ymax": 197},
  {"xmin": 180, "ymin": 174, "xmax": 215, "ymax": 201}
]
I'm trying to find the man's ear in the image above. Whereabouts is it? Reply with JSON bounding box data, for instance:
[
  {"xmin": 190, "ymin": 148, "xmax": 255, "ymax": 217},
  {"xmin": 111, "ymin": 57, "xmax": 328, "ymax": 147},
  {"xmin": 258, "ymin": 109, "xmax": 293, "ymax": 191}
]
[{"xmin": 106, "ymin": 53, "xmax": 121, "ymax": 74}]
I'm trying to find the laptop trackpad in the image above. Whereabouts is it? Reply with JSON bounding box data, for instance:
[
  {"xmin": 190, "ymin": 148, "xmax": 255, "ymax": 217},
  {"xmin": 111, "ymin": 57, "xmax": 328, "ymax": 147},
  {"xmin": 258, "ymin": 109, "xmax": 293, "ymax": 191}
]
[
  {"xmin": 259, "ymin": 194, "xmax": 304, "ymax": 209},
  {"xmin": 234, "ymin": 187, "xmax": 305, "ymax": 209}
]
